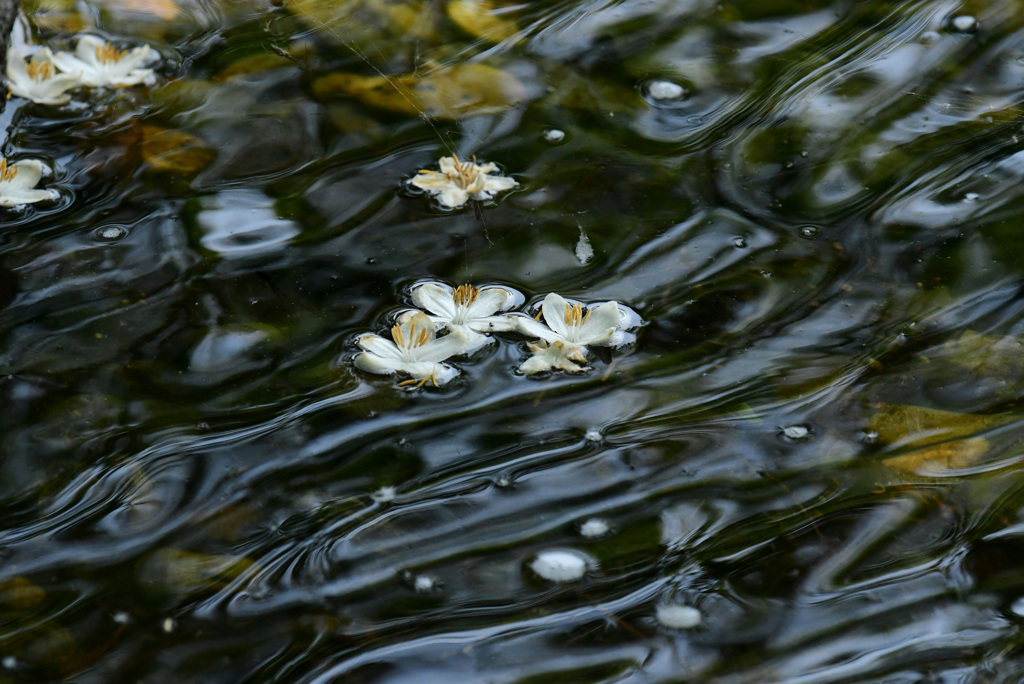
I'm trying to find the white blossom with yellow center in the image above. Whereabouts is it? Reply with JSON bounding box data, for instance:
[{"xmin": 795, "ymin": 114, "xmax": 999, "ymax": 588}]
[
  {"xmin": 51, "ymin": 35, "xmax": 154, "ymax": 88},
  {"xmin": 355, "ymin": 312, "xmax": 468, "ymax": 386},
  {"xmin": 0, "ymin": 158, "xmax": 59, "ymax": 207},
  {"xmin": 515, "ymin": 293, "xmax": 626, "ymax": 374},
  {"xmin": 407, "ymin": 282, "xmax": 519, "ymax": 352},
  {"xmin": 5, "ymin": 48, "xmax": 82, "ymax": 105},
  {"xmin": 409, "ymin": 155, "xmax": 517, "ymax": 208}
]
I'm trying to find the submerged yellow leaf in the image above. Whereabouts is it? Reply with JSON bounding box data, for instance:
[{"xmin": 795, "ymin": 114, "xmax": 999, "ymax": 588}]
[
  {"xmin": 448, "ymin": 0, "xmax": 519, "ymax": 42},
  {"xmin": 101, "ymin": 0, "xmax": 180, "ymax": 20},
  {"xmin": 312, "ymin": 63, "xmax": 529, "ymax": 119},
  {"xmin": 140, "ymin": 126, "xmax": 215, "ymax": 177},
  {"xmin": 868, "ymin": 403, "xmax": 1008, "ymax": 449},
  {"xmin": 882, "ymin": 437, "xmax": 990, "ymax": 474},
  {"xmin": 138, "ymin": 548, "xmax": 256, "ymax": 597},
  {"xmin": 868, "ymin": 403, "xmax": 1011, "ymax": 474}
]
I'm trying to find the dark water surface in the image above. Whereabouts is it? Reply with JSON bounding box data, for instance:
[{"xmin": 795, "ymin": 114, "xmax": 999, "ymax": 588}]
[{"xmin": 5, "ymin": 0, "xmax": 1024, "ymax": 680}]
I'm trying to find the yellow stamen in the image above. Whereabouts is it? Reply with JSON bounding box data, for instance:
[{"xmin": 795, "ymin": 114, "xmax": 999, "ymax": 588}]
[
  {"xmin": 453, "ymin": 284, "xmax": 479, "ymax": 308},
  {"xmin": 564, "ymin": 303, "xmax": 585, "ymax": 328},
  {"xmin": 392, "ymin": 323, "xmax": 405, "ymax": 348},
  {"xmin": 416, "ymin": 327, "xmax": 430, "ymax": 347},
  {"xmin": 95, "ymin": 42, "xmax": 128, "ymax": 64},
  {"xmin": 26, "ymin": 58, "xmax": 55, "ymax": 81},
  {"xmin": 533, "ymin": 309, "xmax": 543, "ymax": 321},
  {"xmin": 397, "ymin": 372, "xmax": 437, "ymax": 388},
  {"xmin": 0, "ymin": 159, "xmax": 18, "ymax": 183}
]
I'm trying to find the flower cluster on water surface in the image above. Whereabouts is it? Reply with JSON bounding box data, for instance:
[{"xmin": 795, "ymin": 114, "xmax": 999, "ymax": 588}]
[
  {"xmin": 6, "ymin": 35, "xmax": 155, "ymax": 105},
  {"xmin": 1, "ymin": 35, "xmax": 157, "ymax": 208},
  {"xmin": 353, "ymin": 282, "xmax": 638, "ymax": 386},
  {"xmin": 408, "ymin": 155, "xmax": 517, "ymax": 208}
]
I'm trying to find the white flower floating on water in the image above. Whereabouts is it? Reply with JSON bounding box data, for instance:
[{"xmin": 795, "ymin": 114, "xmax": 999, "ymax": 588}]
[
  {"xmin": 0, "ymin": 158, "xmax": 58, "ymax": 207},
  {"xmin": 515, "ymin": 293, "xmax": 627, "ymax": 374},
  {"xmin": 410, "ymin": 282, "xmax": 518, "ymax": 352},
  {"xmin": 51, "ymin": 35, "xmax": 153, "ymax": 88},
  {"xmin": 5, "ymin": 49, "xmax": 82, "ymax": 105},
  {"xmin": 355, "ymin": 311, "xmax": 467, "ymax": 387},
  {"xmin": 409, "ymin": 154, "xmax": 517, "ymax": 208}
]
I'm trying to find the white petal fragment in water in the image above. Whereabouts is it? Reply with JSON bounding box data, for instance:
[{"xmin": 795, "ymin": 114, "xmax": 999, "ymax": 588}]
[
  {"xmin": 656, "ymin": 603, "xmax": 702, "ymax": 629},
  {"xmin": 50, "ymin": 35, "xmax": 154, "ymax": 88},
  {"xmin": 579, "ymin": 518, "xmax": 609, "ymax": 538},
  {"xmin": 530, "ymin": 550, "xmax": 589, "ymax": 582},
  {"xmin": 409, "ymin": 155, "xmax": 517, "ymax": 208},
  {"xmin": 575, "ymin": 228, "xmax": 593, "ymax": 264},
  {"xmin": 647, "ymin": 79, "xmax": 685, "ymax": 101}
]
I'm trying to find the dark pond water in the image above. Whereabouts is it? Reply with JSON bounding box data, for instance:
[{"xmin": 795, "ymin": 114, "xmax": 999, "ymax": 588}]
[{"xmin": 5, "ymin": 0, "xmax": 1024, "ymax": 680}]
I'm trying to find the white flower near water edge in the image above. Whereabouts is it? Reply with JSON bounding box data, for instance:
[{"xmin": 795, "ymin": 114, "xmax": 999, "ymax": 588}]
[
  {"xmin": 5, "ymin": 48, "xmax": 82, "ymax": 104},
  {"xmin": 0, "ymin": 158, "xmax": 58, "ymax": 207},
  {"xmin": 51, "ymin": 35, "xmax": 154, "ymax": 88},
  {"xmin": 515, "ymin": 293, "xmax": 627, "ymax": 374},
  {"xmin": 409, "ymin": 282, "xmax": 518, "ymax": 352},
  {"xmin": 354, "ymin": 311, "xmax": 467, "ymax": 386},
  {"xmin": 409, "ymin": 155, "xmax": 517, "ymax": 208}
]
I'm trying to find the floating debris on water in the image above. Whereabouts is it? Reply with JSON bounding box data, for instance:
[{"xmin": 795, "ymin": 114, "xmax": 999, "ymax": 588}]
[
  {"xmin": 579, "ymin": 518, "xmax": 609, "ymax": 538},
  {"xmin": 543, "ymin": 128, "xmax": 566, "ymax": 143},
  {"xmin": 655, "ymin": 603, "xmax": 702, "ymax": 629},
  {"xmin": 575, "ymin": 229, "xmax": 593, "ymax": 264},
  {"xmin": 645, "ymin": 79, "xmax": 686, "ymax": 101},
  {"xmin": 781, "ymin": 425, "xmax": 811, "ymax": 440},
  {"xmin": 530, "ymin": 550, "xmax": 589, "ymax": 582}
]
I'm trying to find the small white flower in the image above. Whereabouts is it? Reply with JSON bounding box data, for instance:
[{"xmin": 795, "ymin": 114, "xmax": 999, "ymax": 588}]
[
  {"xmin": 5, "ymin": 48, "xmax": 82, "ymax": 105},
  {"xmin": 409, "ymin": 154, "xmax": 517, "ymax": 208},
  {"xmin": 515, "ymin": 293, "xmax": 626, "ymax": 374},
  {"xmin": 0, "ymin": 158, "xmax": 58, "ymax": 207},
  {"xmin": 354, "ymin": 311, "xmax": 468, "ymax": 386},
  {"xmin": 51, "ymin": 35, "xmax": 154, "ymax": 88},
  {"xmin": 409, "ymin": 282, "xmax": 518, "ymax": 352}
]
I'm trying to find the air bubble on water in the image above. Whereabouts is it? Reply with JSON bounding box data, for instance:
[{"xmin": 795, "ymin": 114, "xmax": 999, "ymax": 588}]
[
  {"xmin": 800, "ymin": 150, "xmax": 809, "ymax": 158},
  {"xmin": 964, "ymin": 192, "xmax": 980, "ymax": 202},
  {"xmin": 1, "ymin": 656, "xmax": 16, "ymax": 670},
  {"xmin": 920, "ymin": 30, "xmax": 941, "ymax": 44},
  {"xmin": 94, "ymin": 225, "xmax": 128, "ymax": 242},
  {"xmin": 543, "ymin": 129, "xmax": 566, "ymax": 143},
  {"xmin": 413, "ymin": 574, "xmax": 440, "ymax": 593},
  {"xmin": 947, "ymin": 15, "xmax": 977, "ymax": 33},
  {"xmin": 781, "ymin": 425, "xmax": 811, "ymax": 440},
  {"xmin": 646, "ymin": 80, "xmax": 686, "ymax": 101},
  {"xmin": 112, "ymin": 611, "xmax": 131, "ymax": 625},
  {"xmin": 656, "ymin": 603, "xmax": 702, "ymax": 629},
  {"xmin": 579, "ymin": 518, "xmax": 610, "ymax": 538},
  {"xmin": 732, "ymin": 237, "xmax": 747, "ymax": 248},
  {"xmin": 799, "ymin": 225, "xmax": 821, "ymax": 239},
  {"xmin": 584, "ymin": 429, "xmax": 602, "ymax": 442}
]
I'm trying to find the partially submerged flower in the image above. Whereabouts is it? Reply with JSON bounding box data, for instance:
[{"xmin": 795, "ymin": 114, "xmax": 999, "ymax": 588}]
[
  {"xmin": 51, "ymin": 35, "xmax": 153, "ymax": 88},
  {"xmin": 5, "ymin": 48, "xmax": 82, "ymax": 105},
  {"xmin": 515, "ymin": 293, "xmax": 626, "ymax": 374},
  {"xmin": 0, "ymin": 158, "xmax": 59, "ymax": 207},
  {"xmin": 409, "ymin": 154, "xmax": 517, "ymax": 208},
  {"xmin": 409, "ymin": 282, "xmax": 518, "ymax": 351},
  {"xmin": 354, "ymin": 311, "xmax": 467, "ymax": 386}
]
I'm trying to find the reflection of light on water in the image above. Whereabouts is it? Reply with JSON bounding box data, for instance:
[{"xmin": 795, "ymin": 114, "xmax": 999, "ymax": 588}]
[{"xmin": 197, "ymin": 189, "xmax": 300, "ymax": 257}]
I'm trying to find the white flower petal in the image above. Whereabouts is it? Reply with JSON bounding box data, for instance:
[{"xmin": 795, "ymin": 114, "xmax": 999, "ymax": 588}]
[
  {"xmin": 357, "ymin": 333, "xmax": 403, "ymax": 360},
  {"xmin": 466, "ymin": 287, "xmax": 513, "ymax": 319},
  {"xmin": 578, "ymin": 301, "xmax": 622, "ymax": 346},
  {"xmin": 465, "ymin": 314, "xmax": 518, "ymax": 333},
  {"xmin": 354, "ymin": 351, "xmax": 405, "ymax": 376},
  {"xmin": 437, "ymin": 186, "xmax": 469, "ymax": 208},
  {"xmin": 75, "ymin": 35, "xmax": 106, "ymax": 65},
  {"xmin": 514, "ymin": 314, "xmax": 559, "ymax": 341},
  {"xmin": 541, "ymin": 293, "xmax": 571, "ymax": 338},
  {"xmin": 520, "ymin": 340, "xmax": 589, "ymax": 374},
  {"xmin": 411, "ymin": 282, "xmax": 457, "ymax": 319},
  {"xmin": 482, "ymin": 175, "xmax": 517, "ymax": 193},
  {"xmin": 6, "ymin": 49, "xmax": 28, "ymax": 82},
  {"xmin": 416, "ymin": 329, "xmax": 470, "ymax": 363},
  {"xmin": 11, "ymin": 160, "xmax": 45, "ymax": 189}
]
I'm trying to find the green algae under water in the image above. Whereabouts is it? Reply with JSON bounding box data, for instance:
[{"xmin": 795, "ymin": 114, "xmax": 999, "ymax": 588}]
[{"xmin": 4, "ymin": 0, "xmax": 1024, "ymax": 681}]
